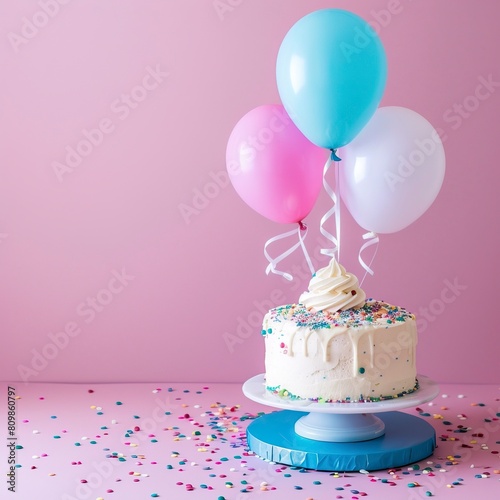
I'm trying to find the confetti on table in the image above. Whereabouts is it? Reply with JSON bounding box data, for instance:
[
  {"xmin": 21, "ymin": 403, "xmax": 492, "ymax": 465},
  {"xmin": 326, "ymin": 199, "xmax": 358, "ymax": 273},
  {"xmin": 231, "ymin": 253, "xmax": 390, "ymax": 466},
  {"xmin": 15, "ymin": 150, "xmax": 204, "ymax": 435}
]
[{"xmin": 5, "ymin": 382, "xmax": 500, "ymax": 498}]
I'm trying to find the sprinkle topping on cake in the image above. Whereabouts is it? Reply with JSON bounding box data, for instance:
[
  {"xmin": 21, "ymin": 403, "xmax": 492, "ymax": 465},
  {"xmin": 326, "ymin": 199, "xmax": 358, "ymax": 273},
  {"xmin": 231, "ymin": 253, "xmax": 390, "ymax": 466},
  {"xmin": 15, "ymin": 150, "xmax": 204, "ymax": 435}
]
[{"xmin": 265, "ymin": 299, "xmax": 415, "ymax": 331}]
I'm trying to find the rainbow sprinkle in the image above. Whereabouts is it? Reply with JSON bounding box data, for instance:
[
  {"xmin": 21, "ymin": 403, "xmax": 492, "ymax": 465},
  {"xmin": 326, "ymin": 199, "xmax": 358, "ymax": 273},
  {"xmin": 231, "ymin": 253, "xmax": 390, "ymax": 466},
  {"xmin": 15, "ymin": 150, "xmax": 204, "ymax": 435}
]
[{"xmin": 264, "ymin": 299, "xmax": 415, "ymax": 332}]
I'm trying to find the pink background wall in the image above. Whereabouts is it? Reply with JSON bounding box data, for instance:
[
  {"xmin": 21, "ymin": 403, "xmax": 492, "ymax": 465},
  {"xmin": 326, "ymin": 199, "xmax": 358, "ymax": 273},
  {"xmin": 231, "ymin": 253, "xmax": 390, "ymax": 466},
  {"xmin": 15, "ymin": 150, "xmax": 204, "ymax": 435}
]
[{"xmin": 1, "ymin": 0, "xmax": 498, "ymax": 384}]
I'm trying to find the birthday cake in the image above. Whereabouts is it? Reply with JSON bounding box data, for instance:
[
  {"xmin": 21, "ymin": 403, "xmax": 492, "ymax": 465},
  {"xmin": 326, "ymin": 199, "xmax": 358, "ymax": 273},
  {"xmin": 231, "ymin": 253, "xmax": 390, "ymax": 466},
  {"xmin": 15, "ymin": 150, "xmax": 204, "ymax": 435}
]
[{"xmin": 263, "ymin": 258, "xmax": 418, "ymax": 402}]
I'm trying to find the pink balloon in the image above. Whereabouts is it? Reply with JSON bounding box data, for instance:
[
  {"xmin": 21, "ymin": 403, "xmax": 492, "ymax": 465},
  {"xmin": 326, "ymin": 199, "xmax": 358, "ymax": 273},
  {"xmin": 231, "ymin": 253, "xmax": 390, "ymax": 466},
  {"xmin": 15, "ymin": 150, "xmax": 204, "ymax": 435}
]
[{"xmin": 226, "ymin": 105, "xmax": 325, "ymax": 224}]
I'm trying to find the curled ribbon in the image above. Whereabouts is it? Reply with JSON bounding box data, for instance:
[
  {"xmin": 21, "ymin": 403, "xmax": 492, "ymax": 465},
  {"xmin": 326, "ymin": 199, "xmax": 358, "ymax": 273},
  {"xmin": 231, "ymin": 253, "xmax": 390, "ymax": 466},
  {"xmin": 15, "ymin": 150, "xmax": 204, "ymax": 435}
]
[
  {"xmin": 320, "ymin": 149, "xmax": 341, "ymax": 260},
  {"xmin": 264, "ymin": 222, "xmax": 315, "ymax": 281},
  {"xmin": 359, "ymin": 231, "xmax": 380, "ymax": 287}
]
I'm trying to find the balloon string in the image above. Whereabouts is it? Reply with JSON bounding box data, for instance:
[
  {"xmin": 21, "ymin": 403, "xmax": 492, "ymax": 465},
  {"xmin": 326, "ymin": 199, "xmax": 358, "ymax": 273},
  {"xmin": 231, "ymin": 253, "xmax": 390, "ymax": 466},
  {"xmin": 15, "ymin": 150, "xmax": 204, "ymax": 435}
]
[
  {"xmin": 264, "ymin": 223, "xmax": 312, "ymax": 281},
  {"xmin": 359, "ymin": 231, "xmax": 380, "ymax": 287},
  {"xmin": 298, "ymin": 222, "xmax": 315, "ymax": 276},
  {"xmin": 320, "ymin": 150, "xmax": 341, "ymax": 261},
  {"xmin": 334, "ymin": 158, "xmax": 341, "ymax": 262}
]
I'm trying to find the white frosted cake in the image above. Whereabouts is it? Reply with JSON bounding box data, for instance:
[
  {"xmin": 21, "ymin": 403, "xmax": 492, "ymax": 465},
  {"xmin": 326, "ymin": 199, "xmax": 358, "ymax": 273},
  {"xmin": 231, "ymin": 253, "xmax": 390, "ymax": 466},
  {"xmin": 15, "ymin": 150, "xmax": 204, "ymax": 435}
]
[{"xmin": 263, "ymin": 258, "xmax": 418, "ymax": 402}]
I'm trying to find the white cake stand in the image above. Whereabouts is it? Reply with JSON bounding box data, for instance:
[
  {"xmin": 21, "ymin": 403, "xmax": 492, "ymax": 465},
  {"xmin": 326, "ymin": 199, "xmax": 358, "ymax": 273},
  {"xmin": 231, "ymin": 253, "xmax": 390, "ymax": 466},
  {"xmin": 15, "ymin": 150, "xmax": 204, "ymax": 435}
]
[{"xmin": 243, "ymin": 374, "xmax": 439, "ymax": 471}]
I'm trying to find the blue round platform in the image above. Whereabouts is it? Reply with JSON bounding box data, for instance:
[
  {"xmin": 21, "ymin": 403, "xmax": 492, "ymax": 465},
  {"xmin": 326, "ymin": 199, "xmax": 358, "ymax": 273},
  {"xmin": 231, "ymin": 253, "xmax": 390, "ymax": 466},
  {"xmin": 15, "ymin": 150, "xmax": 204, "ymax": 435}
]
[{"xmin": 247, "ymin": 410, "xmax": 436, "ymax": 471}]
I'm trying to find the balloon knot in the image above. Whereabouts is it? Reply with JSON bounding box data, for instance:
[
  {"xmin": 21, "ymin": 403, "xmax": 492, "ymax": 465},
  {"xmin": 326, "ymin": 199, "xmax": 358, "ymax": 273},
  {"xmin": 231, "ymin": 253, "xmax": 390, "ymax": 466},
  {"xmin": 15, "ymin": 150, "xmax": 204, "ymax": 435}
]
[
  {"xmin": 330, "ymin": 149, "xmax": 341, "ymax": 162},
  {"xmin": 298, "ymin": 221, "xmax": 307, "ymax": 231}
]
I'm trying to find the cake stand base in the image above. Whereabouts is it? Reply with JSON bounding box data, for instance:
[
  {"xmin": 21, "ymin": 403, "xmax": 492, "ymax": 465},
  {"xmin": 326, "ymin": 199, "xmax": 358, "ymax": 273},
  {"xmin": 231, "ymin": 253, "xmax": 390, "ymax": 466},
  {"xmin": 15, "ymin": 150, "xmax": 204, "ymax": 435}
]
[
  {"xmin": 247, "ymin": 410, "xmax": 436, "ymax": 471},
  {"xmin": 294, "ymin": 412, "xmax": 386, "ymax": 442}
]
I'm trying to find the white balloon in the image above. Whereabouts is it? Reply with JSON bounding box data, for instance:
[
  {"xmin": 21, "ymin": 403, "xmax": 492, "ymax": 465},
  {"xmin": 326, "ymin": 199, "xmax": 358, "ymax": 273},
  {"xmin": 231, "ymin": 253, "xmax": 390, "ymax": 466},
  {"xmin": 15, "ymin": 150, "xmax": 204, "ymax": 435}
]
[{"xmin": 339, "ymin": 106, "xmax": 445, "ymax": 234}]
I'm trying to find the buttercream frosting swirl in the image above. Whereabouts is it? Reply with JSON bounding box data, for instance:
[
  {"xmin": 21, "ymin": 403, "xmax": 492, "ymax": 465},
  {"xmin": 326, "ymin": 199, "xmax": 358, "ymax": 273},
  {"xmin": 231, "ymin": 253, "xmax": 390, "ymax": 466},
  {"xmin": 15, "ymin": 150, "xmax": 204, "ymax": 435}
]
[{"xmin": 299, "ymin": 258, "xmax": 366, "ymax": 313}]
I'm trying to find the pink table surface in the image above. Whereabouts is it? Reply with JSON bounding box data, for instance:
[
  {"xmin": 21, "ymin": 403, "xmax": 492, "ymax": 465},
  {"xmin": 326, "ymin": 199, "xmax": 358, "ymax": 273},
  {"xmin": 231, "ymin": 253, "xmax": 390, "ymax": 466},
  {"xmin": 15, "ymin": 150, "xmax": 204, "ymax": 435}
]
[{"xmin": 1, "ymin": 381, "xmax": 499, "ymax": 500}]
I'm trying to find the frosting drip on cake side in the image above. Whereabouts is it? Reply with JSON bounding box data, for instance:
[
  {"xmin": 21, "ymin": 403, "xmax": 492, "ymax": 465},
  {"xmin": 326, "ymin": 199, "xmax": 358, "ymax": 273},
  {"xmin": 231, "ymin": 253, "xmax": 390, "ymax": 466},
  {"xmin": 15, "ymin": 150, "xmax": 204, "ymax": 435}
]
[{"xmin": 299, "ymin": 258, "xmax": 366, "ymax": 312}]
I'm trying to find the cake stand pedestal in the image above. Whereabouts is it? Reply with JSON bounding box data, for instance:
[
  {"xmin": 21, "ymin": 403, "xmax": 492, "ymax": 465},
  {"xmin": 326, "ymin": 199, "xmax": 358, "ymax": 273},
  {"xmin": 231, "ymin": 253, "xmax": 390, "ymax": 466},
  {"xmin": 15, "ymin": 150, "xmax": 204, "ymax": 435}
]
[{"xmin": 242, "ymin": 374, "xmax": 439, "ymax": 471}]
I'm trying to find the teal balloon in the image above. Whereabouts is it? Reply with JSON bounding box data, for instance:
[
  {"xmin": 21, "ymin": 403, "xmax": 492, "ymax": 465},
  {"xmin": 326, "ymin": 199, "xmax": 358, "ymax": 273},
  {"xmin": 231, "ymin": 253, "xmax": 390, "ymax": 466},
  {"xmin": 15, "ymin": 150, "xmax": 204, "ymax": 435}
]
[{"xmin": 276, "ymin": 9, "xmax": 387, "ymax": 149}]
